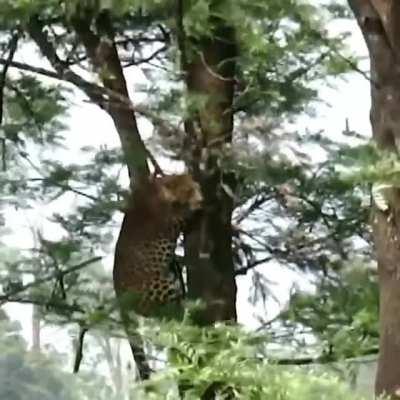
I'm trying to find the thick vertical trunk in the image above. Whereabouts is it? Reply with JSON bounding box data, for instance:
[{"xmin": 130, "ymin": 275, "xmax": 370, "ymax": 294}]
[
  {"xmin": 179, "ymin": 2, "xmax": 238, "ymax": 324},
  {"xmin": 184, "ymin": 174, "xmax": 237, "ymax": 324},
  {"xmin": 348, "ymin": 0, "xmax": 400, "ymax": 397}
]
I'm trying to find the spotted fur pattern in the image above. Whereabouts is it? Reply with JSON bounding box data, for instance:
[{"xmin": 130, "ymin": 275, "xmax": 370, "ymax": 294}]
[{"xmin": 113, "ymin": 174, "xmax": 202, "ymax": 316}]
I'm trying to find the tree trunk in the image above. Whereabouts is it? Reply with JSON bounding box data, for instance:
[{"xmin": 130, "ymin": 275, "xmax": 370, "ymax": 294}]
[
  {"xmin": 31, "ymin": 304, "xmax": 41, "ymax": 352},
  {"xmin": 70, "ymin": 10, "xmax": 150, "ymax": 183},
  {"xmin": 28, "ymin": 11, "xmax": 150, "ymax": 184},
  {"xmin": 348, "ymin": 1, "xmax": 400, "ymax": 397},
  {"xmin": 178, "ymin": 1, "xmax": 238, "ymax": 325}
]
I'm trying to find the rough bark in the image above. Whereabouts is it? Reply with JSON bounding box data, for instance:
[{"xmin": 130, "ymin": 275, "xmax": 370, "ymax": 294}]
[
  {"xmin": 348, "ymin": 0, "xmax": 400, "ymax": 397},
  {"xmin": 178, "ymin": 1, "xmax": 238, "ymax": 325},
  {"xmin": 27, "ymin": 12, "xmax": 150, "ymax": 183},
  {"xmin": 70, "ymin": 10, "xmax": 150, "ymax": 183}
]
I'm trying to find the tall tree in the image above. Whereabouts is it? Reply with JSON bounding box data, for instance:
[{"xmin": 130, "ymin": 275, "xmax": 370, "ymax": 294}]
[
  {"xmin": 347, "ymin": 1, "xmax": 400, "ymax": 397},
  {"xmin": 178, "ymin": 0, "xmax": 237, "ymax": 324}
]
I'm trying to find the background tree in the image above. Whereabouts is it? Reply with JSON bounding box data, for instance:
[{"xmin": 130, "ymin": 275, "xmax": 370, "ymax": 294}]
[{"xmin": 347, "ymin": 1, "xmax": 400, "ymax": 397}]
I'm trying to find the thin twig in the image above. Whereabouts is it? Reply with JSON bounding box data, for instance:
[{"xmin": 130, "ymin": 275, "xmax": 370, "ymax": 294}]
[
  {"xmin": 234, "ymin": 195, "xmax": 272, "ymax": 224},
  {"xmin": 122, "ymin": 45, "xmax": 167, "ymax": 67},
  {"xmin": 0, "ymin": 256, "xmax": 102, "ymax": 305},
  {"xmin": 73, "ymin": 326, "xmax": 88, "ymax": 373},
  {"xmin": 29, "ymin": 178, "xmax": 98, "ymax": 201},
  {"xmin": 271, "ymin": 346, "xmax": 379, "ymax": 365},
  {"xmin": 199, "ymin": 51, "xmax": 237, "ymax": 83},
  {"xmin": 14, "ymin": 152, "xmax": 98, "ymax": 202},
  {"xmin": 5, "ymin": 297, "xmax": 84, "ymax": 314},
  {"xmin": 234, "ymin": 256, "xmax": 273, "ymax": 276},
  {"xmin": 336, "ymin": 52, "xmax": 375, "ymax": 85}
]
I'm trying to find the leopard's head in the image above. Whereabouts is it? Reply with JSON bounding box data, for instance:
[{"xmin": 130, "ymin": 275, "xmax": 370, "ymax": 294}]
[{"xmin": 156, "ymin": 174, "xmax": 203, "ymax": 213}]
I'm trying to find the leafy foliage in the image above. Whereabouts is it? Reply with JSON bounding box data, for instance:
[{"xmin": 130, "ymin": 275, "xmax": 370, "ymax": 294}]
[{"xmin": 127, "ymin": 319, "xmax": 369, "ymax": 399}]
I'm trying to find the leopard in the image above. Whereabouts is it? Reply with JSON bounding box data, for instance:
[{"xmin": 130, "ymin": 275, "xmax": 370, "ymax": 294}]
[{"xmin": 113, "ymin": 173, "xmax": 203, "ymax": 318}]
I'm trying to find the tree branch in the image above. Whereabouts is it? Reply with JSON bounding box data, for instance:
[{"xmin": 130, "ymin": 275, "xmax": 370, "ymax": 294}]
[
  {"xmin": 234, "ymin": 256, "xmax": 273, "ymax": 276},
  {"xmin": 24, "ymin": 13, "xmax": 163, "ymax": 183},
  {"xmin": 121, "ymin": 45, "xmax": 167, "ymax": 67},
  {"xmin": 69, "ymin": 9, "xmax": 150, "ymax": 182},
  {"xmin": 0, "ymin": 57, "xmax": 182, "ymax": 147},
  {"xmin": 5, "ymin": 297, "xmax": 84, "ymax": 314},
  {"xmin": 0, "ymin": 256, "xmax": 102, "ymax": 305},
  {"xmin": 28, "ymin": 178, "xmax": 98, "ymax": 201},
  {"xmin": 73, "ymin": 326, "xmax": 88, "ymax": 373},
  {"xmin": 271, "ymin": 346, "xmax": 379, "ymax": 365},
  {"xmin": 234, "ymin": 194, "xmax": 273, "ymax": 224}
]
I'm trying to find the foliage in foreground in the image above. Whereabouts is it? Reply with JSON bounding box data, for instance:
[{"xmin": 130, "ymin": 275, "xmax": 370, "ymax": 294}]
[
  {"xmin": 122, "ymin": 318, "xmax": 370, "ymax": 399},
  {"xmin": 0, "ymin": 308, "xmax": 77, "ymax": 400},
  {"xmin": 0, "ymin": 308, "xmax": 121, "ymax": 400},
  {"xmin": 0, "ymin": 304, "xmax": 373, "ymax": 399}
]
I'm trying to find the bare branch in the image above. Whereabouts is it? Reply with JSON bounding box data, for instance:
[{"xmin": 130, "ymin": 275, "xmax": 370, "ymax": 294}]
[
  {"xmin": 122, "ymin": 45, "xmax": 167, "ymax": 67},
  {"xmin": 73, "ymin": 326, "xmax": 88, "ymax": 373},
  {"xmin": 271, "ymin": 347, "xmax": 379, "ymax": 365},
  {"xmin": 29, "ymin": 178, "xmax": 98, "ymax": 201},
  {"xmin": 234, "ymin": 256, "xmax": 273, "ymax": 276},
  {"xmin": 0, "ymin": 256, "xmax": 102, "ymax": 305},
  {"xmin": 0, "ymin": 57, "xmax": 60, "ymax": 79},
  {"xmin": 6, "ymin": 297, "xmax": 84, "ymax": 314},
  {"xmin": 234, "ymin": 194, "xmax": 273, "ymax": 224}
]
